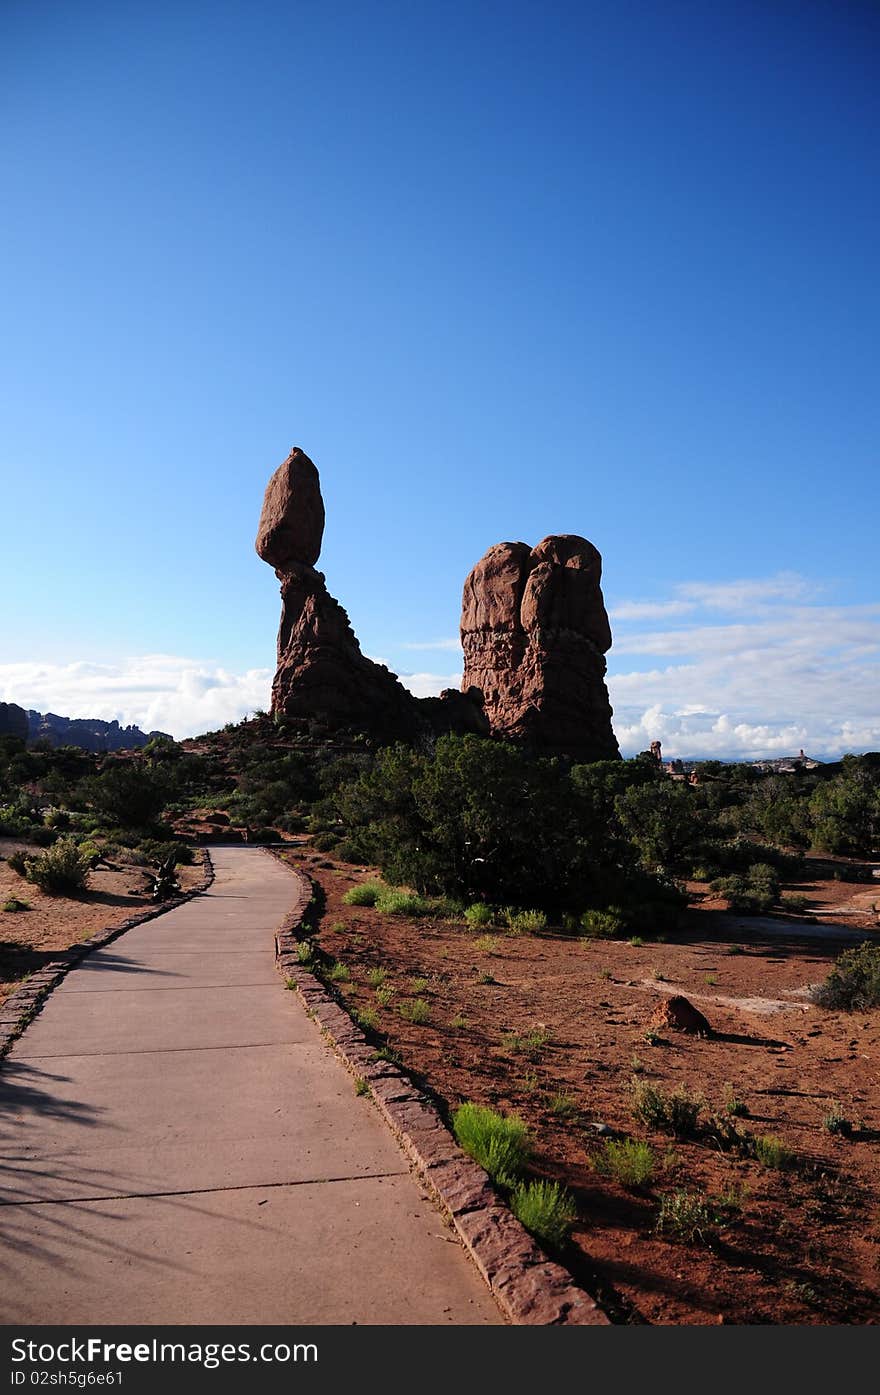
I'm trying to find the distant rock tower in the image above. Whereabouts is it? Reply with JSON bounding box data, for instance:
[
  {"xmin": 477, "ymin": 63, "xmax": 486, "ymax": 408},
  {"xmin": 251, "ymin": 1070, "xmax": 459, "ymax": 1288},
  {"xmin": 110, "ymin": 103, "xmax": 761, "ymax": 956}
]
[{"xmin": 460, "ymin": 535, "xmax": 619, "ymax": 762}]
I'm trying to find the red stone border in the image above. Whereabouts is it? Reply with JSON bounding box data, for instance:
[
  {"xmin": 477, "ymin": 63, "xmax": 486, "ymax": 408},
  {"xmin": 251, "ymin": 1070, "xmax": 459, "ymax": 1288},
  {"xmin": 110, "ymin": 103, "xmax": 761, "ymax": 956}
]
[
  {"xmin": 0, "ymin": 850, "xmax": 215, "ymax": 1062},
  {"xmin": 273, "ymin": 861, "xmax": 609, "ymax": 1326}
]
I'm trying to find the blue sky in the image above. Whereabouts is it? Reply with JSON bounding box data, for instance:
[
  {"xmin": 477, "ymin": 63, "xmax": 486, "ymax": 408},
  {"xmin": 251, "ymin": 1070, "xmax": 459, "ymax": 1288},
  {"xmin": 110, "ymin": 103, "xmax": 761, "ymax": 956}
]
[{"xmin": 2, "ymin": 0, "xmax": 878, "ymax": 755}]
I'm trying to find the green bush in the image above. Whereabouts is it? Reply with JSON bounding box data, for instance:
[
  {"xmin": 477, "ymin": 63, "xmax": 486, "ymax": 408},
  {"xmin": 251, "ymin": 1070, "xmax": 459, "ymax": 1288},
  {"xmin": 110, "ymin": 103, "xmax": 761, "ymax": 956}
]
[
  {"xmin": 333, "ymin": 839, "xmax": 365, "ymax": 864},
  {"xmin": 711, "ymin": 861, "xmax": 780, "ymax": 914},
  {"xmin": 503, "ymin": 908, "xmax": 548, "ymax": 935},
  {"xmin": 24, "ymin": 838, "xmax": 92, "ymax": 894},
  {"xmin": 342, "ymin": 880, "xmax": 386, "ymax": 907},
  {"xmin": 579, "ymin": 907, "xmax": 626, "ymax": 938},
  {"xmin": 82, "ymin": 763, "xmax": 173, "ymax": 829},
  {"xmin": 631, "ymin": 1080, "xmax": 703, "ymax": 1137},
  {"xmin": 812, "ymin": 942, "xmax": 880, "ymax": 1011},
  {"xmin": 596, "ymin": 1138, "xmax": 654, "ymax": 1188},
  {"xmin": 753, "ymin": 1134, "xmax": 793, "ymax": 1169},
  {"xmin": 376, "ymin": 888, "xmax": 432, "ymax": 916},
  {"xmin": 311, "ymin": 832, "xmax": 338, "ymax": 853},
  {"xmin": 6, "ymin": 850, "xmax": 27, "ymax": 876},
  {"xmin": 464, "ymin": 901, "xmax": 493, "ymax": 927},
  {"xmin": 2, "ymin": 896, "xmax": 29, "ymax": 913},
  {"xmin": 452, "ymin": 1103, "xmax": 531, "ymax": 1186},
  {"xmin": 511, "ymin": 1179, "xmax": 577, "ymax": 1249},
  {"xmin": 399, "ymin": 997, "xmax": 431, "ymax": 1025},
  {"xmin": 655, "ymin": 1190, "xmax": 724, "ymax": 1244}
]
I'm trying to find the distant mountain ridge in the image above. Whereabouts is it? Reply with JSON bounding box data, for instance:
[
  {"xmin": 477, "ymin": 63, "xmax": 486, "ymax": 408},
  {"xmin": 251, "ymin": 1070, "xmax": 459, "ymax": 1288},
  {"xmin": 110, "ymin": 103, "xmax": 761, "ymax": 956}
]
[
  {"xmin": 0, "ymin": 701, "xmax": 170, "ymax": 752},
  {"xmin": 27, "ymin": 710, "xmax": 171, "ymax": 752}
]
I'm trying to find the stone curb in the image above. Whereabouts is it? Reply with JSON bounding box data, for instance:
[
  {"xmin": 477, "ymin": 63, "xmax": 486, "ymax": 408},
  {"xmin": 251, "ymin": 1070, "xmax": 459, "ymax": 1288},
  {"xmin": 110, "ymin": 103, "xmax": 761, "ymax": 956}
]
[
  {"xmin": 271, "ymin": 857, "xmax": 609, "ymax": 1326},
  {"xmin": 0, "ymin": 849, "xmax": 215, "ymax": 1063}
]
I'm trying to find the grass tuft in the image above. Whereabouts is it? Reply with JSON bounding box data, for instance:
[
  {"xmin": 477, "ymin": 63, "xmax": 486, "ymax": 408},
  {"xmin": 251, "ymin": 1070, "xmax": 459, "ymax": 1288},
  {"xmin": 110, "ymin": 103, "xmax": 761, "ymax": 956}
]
[
  {"xmin": 342, "ymin": 880, "xmax": 386, "ymax": 907},
  {"xmin": 596, "ymin": 1138, "xmax": 655, "ymax": 1188},
  {"xmin": 511, "ymin": 1179, "xmax": 577, "ymax": 1249},
  {"xmin": 452, "ymin": 1103, "xmax": 531, "ymax": 1186},
  {"xmin": 399, "ymin": 998, "xmax": 431, "ymax": 1025}
]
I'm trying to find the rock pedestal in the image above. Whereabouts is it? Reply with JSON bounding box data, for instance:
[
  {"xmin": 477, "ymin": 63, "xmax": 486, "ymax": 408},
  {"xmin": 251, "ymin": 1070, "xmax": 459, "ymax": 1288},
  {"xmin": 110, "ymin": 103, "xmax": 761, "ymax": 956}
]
[{"xmin": 257, "ymin": 447, "xmax": 486, "ymax": 739}]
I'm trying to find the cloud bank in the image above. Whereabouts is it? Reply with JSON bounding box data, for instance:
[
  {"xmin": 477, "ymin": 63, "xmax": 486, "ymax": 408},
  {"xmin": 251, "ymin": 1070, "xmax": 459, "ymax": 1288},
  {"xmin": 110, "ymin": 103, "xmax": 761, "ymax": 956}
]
[
  {"xmin": 1, "ymin": 574, "xmax": 877, "ymax": 757},
  {"xmin": 0, "ymin": 657, "xmax": 273, "ymax": 742}
]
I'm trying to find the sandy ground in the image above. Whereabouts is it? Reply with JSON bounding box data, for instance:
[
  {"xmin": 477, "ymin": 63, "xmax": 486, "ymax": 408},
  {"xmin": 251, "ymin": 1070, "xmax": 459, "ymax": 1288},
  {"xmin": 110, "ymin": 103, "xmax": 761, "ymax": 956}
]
[
  {"xmin": 283, "ymin": 846, "xmax": 880, "ymax": 1326},
  {"xmin": 0, "ymin": 839, "xmax": 204, "ymax": 1005}
]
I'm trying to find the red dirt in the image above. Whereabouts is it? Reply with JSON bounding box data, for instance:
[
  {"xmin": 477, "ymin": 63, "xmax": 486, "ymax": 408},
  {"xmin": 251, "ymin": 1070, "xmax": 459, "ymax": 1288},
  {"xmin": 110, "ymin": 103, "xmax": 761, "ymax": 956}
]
[
  {"xmin": 0, "ymin": 839, "xmax": 203, "ymax": 1005},
  {"xmin": 283, "ymin": 846, "xmax": 880, "ymax": 1326}
]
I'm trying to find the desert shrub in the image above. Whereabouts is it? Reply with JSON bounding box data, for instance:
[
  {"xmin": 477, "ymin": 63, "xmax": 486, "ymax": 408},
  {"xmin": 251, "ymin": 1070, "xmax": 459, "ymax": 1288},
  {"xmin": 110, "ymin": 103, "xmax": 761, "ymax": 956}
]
[
  {"xmin": 614, "ymin": 780, "xmax": 706, "ymax": 874},
  {"xmin": 711, "ymin": 861, "xmax": 780, "ymax": 914},
  {"xmin": 500, "ymin": 1029, "xmax": 549, "ymax": 1059},
  {"xmin": 366, "ymin": 966, "xmax": 388, "ymax": 987},
  {"xmin": 781, "ymin": 893, "xmax": 810, "ymax": 913},
  {"xmin": 473, "ymin": 934, "xmax": 498, "ymax": 953},
  {"xmin": 2, "ymin": 897, "xmax": 29, "ymax": 912},
  {"xmin": 24, "ymin": 838, "xmax": 92, "ymax": 894},
  {"xmin": 375, "ymin": 985, "xmax": 394, "ymax": 1007},
  {"xmin": 398, "ymin": 997, "xmax": 431, "ymax": 1025},
  {"xmin": 464, "ymin": 901, "xmax": 493, "ymax": 927},
  {"xmin": 812, "ymin": 942, "xmax": 880, "ymax": 1012},
  {"xmin": 631, "ymin": 1080, "xmax": 703, "ymax": 1137},
  {"xmin": 503, "ymin": 908, "xmax": 548, "ymax": 935},
  {"xmin": 333, "ymin": 839, "xmax": 365, "ymax": 864},
  {"xmin": 376, "ymin": 888, "xmax": 431, "ymax": 916},
  {"xmin": 452, "ymin": 1103, "xmax": 531, "ymax": 1186},
  {"xmin": 327, "ymin": 962, "xmax": 350, "ymax": 983},
  {"xmin": 655, "ymin": 1190, "xmax": 724, "ymax": 1244},
  {"xmin": 511, "ymin": 1179, "xmax": 577, "ymax": 1249},
  {"xmin": 139, "ymin": 839, "xmax": 194, "ymax": 866},
  {"xmin": 342, "ymin": 880, "xmax": 386, "ymax": 907},
  {"xmin": 82, "ymin": 763, "xmax": 173, "ymax": 829},
  {"xmin": 753, "ymin": 1134, "xmax": 793, "ymax": 1169},
  {"xmin": 596, "ymin": 1138, "xmax": 655, "ymax": 1188},
  {"xmin": 579, "ymin": 907, "xmax": 625, "ymax": 938},
  {"xmin": 822, "ymin": 1106, "xmax": 853, "ymax": 1138},
  {"xmin": 333, "ymin": 735, "xmax": 620, "ymax": 908},
  {"xmin": 6, "ymin": 850, "xmax": 27, "ymax": 876},
  {"xmin": 311, "ymin": 832, "xmax": 338, "ymax": 853}
]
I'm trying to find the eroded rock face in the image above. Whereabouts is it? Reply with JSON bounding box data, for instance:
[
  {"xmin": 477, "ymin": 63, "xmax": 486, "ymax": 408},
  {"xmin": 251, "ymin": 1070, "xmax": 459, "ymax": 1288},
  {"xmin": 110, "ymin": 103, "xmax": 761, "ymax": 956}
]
[
  {"xmin": 460, "ymin": 535, "xmax": 619, "ymax": 761},
  {"xmin": 257, "ymin": 447, "xmax": 486, "ymax": 739}
]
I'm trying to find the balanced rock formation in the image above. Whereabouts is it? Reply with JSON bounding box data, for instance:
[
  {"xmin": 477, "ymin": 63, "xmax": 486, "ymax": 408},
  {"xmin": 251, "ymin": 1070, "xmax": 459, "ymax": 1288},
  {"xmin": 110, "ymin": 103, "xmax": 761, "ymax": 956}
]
[
  {"xmin": 257, "ymin": 447, "xmax": 486, "ymax": 739},
  {"xmin": 460, "ymin": 535, "xmax": 619, "ymax": 761}
]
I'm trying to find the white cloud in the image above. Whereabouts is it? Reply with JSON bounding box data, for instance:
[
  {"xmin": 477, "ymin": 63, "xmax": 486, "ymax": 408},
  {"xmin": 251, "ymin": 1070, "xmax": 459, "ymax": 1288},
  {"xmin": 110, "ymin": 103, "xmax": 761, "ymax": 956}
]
[
  {"xmin": 398, "ymin": 670, "xmax": 463, "ymax": 699},
  {"xmin": 0, "ymin": 657, "xmax": 272, "ymax": 741},
  {"xmin": 610, "ymin": 572, "xmax": 819, "ymax": 623}
]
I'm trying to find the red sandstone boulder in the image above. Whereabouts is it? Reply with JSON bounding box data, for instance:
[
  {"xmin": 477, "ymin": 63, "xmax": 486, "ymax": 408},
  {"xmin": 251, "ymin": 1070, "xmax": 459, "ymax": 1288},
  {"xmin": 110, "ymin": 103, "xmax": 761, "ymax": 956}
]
[
  {"xmin": 256, "ymin": 447, "xmax": 325, "ymax": 570},
  {"xmin": 649, "ymin": 995, "xmax": 712, "ymax": 1036},
  {"xmin": 460, "ymin": 534, "xmax": 619, "ymax": 761}
]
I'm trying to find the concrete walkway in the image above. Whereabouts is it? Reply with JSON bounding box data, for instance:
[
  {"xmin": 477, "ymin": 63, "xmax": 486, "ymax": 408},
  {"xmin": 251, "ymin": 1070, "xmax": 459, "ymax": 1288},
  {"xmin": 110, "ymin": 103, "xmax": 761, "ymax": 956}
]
[{"xmin": 0, "ymin": 848, "xmax": 501, "ymax": 1324}]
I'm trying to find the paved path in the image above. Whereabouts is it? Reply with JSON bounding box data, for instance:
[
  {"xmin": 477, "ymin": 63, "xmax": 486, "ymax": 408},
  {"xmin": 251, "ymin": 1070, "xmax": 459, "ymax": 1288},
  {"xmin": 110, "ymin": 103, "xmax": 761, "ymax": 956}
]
[{"xmin": 0, "ymin": 848, "xmax": 501, "ymax": 1324}]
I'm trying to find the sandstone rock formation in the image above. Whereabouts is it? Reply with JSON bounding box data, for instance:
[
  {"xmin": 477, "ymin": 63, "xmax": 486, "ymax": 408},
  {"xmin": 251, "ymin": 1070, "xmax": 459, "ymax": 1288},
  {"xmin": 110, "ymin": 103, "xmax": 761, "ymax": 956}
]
[
  {"xmin": 649, "ymin": 994, "xmax": 712, "ymax": 1036},
  {"xmin": 257, "ymin": 447, "xmax": 486, "ymax": 738},
  {"xmin": 460, "ymin": 535, "xmax": 619, "ymax": 761}
]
